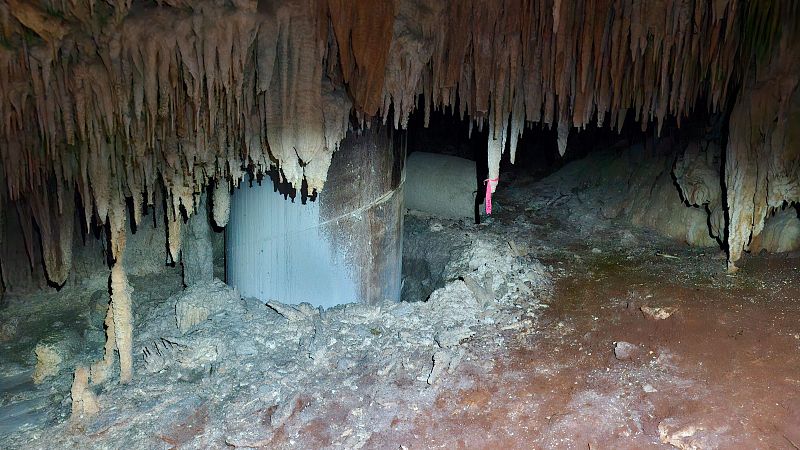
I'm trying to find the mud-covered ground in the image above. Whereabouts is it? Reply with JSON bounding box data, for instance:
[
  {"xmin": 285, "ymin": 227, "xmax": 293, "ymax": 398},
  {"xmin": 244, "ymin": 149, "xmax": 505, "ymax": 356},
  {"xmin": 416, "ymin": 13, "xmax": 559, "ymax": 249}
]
[
  {"xmin": 2, "ymin": 165, "xmax": 800, "ymax": 449},
  {"xmin": 375, "ymin": 222, "xmax": 800, "ymax": 449},
  {"xmin": 368, "ymin": 171, "xmax": 800, "ymax": 449}
]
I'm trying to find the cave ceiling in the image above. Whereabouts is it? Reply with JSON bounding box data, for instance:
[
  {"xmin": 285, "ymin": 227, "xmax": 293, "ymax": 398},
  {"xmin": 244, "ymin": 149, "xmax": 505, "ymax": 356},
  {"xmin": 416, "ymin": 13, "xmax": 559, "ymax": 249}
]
[{"xmin": 0, "ymin": 0, "xmax": 798, "ymax": 280}]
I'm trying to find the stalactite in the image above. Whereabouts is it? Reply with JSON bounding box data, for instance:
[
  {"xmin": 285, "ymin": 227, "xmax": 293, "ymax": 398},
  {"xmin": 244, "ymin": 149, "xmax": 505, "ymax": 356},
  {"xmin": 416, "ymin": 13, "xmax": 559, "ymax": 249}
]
[
  {"xmin": 167, "ymin": 213, "xmax": 182, "ymax": 265},
  {"xmin": 557, "ymin": 122, "xmax": 569, "ymax": 157},
  {"xmin": 380, "ymin": 0, "xmax": 444, "ymax": 129},
  {"xmin": 0, "ymin": 0, "xmax": 796, "ymax": 278},
  {"xmin": 5, "ymin": 0, "xmax": 69, "ymax": 42},
  {"xmin": 212, "ymin": 179, "xmax": 231, "ymax": 228},
  {"xmin": 265, "ymin": 0, "xmax": 327, "ymax": 191},
  {"xmin": 486, "ymin": 120, "xmax": 504, "ymax": 195},
  {"xmin": 327, "ymin": 0, "xmax": 394, "ymax": 115}
]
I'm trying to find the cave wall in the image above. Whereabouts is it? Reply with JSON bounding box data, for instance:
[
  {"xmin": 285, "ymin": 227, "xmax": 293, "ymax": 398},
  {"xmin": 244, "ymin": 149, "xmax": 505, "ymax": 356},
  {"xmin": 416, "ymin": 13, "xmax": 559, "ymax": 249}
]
[
  {"xmin": 1, "ymin": 201, "xmax": 51, "ymax": 292},
  {"xmin": 0, "ymin": 198, "xmax": 224, "ymax": 294},
  {"xmin": 0, "ymin": 0, "xmax": 796, "ymax": 394},
  {"xmin": 539, "ymin": 137, "xmax": 719, "ymax": 247},
  {"xmin": 539, "ymin": 133, "xmax": 800, "ymax": 254}
]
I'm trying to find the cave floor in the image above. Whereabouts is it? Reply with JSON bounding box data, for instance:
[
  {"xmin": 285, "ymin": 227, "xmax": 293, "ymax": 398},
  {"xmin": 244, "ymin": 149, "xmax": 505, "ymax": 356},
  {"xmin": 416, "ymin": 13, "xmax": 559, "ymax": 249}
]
[
  {"xmin": 369, "ymin": 248, "xmax": 800, "ymax": 449},
  {"xmin": 309, "ymin": 170, "xmax": 800, "ymax": 449},
  {"xmin": 318, "ymin": 184, "xmax": 800, "ymax": 448},
  {"xmin": 2, "ymin": 171, "xmax": 800, "ymax": 449}
]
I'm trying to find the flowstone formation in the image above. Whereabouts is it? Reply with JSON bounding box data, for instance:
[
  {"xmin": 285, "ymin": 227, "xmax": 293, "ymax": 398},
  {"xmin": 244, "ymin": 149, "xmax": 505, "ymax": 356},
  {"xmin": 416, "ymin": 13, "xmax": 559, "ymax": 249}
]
[
  {"xmin": 725, "ymin": 30, "xmax": 800, "ymax": 271},
  {"xmin": 0, "ymin": 0, "xmax": 798, "ymax": 387}
]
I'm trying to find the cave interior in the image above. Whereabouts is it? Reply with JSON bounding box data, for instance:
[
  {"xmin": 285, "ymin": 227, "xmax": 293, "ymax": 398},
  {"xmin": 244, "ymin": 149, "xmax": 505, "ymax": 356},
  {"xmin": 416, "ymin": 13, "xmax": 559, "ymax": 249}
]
[{"xmin": 0, "ymin": 0, "xmax": 799, "ymax": 448}]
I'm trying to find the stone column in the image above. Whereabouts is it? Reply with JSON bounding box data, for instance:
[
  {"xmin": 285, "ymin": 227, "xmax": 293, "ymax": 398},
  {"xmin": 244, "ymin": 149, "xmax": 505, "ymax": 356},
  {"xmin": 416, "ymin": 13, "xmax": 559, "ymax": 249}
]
[{"xmin": 182, "ymin": 196, "xmax": 214, "ymax": 286}]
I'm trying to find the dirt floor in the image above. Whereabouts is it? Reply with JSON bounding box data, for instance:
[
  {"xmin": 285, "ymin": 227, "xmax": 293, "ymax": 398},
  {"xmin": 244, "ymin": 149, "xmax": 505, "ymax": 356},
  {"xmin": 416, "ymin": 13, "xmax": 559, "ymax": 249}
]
[
  {"xmin": 265, "ymin": 170, "xmax": 800, "ymax": 449},
  {"xmin": 367, "ymin": 253, "xmax": 800, "ymax": 449},
  {"xmin": 234, "ymin": 170, "xmax": 800, "ymax": 449},
  {"xmin": 2, "ymin": 166, "xmax": 800, "ymax": 449}
]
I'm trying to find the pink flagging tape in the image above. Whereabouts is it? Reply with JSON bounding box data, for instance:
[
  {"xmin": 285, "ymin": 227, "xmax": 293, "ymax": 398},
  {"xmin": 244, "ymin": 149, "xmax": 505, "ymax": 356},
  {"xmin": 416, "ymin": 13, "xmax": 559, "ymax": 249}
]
[{"xmin": 484, "ymin": 177, "xmax": 499, "ymax": 215}]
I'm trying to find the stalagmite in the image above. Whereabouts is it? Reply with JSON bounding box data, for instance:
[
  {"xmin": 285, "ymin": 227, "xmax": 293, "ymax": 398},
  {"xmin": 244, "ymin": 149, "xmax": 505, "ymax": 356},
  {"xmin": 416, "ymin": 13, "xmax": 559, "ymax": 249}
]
[
  {"xmin": 32, "ymin": 336, "xmax": 75, "ymax": 384},
  {"xmin": 91, "ymin": 212, "xmax": 134, "ymax": 384},
  {"xmin": 110, "ymin": 259, "xmax": 134, "ymax": 383},
  {"xmin": 182, "ymin": 196, "xmax": 213, "ymax": 286},
  {"xmin": 70, "ymin": 367, "xmax": 100, "ymax": 419},
  {"xmin": 90, "ymin": 298, "xmax": 116, "ymax": 385}
]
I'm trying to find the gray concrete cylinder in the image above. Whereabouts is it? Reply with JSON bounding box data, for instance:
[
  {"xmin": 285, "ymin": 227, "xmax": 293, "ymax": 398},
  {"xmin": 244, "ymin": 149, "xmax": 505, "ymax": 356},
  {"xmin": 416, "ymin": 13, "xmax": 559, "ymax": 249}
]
[
  {"xmin": 226, "ymin": 125, "xmax": 404, "ymax": 308},
  {"xmin": 404, "ymin": 152, "xmax": 477, "ymax": 219}
]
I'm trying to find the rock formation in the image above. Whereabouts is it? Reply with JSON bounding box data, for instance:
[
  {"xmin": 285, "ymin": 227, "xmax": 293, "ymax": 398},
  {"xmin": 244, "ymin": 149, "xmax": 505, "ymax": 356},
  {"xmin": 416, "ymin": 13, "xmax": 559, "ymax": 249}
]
[
  {"xmin": 182, "ymin": 196, "xmax": 213, "ymax": 286},
  {"xmin": 725, "ymin": 23, "xmax": 800, "ymax": 271},
  {"xmin": 90, "ymin": 213, "xmax": 134, "ymax": 384},
  {"xmin": 70, "ymin": 366, "xmax": 100, "ymax": 419},
  {"xmin": 32, "ymin": 329, "xmax": 80, "ymax": 384},
  {"xmin": 0, "ymin": 1, "xmax": 797, "ymax": 284},
  {"xmin": 0, "ymin": 0, "xmax": 796, "ymax": 385}
]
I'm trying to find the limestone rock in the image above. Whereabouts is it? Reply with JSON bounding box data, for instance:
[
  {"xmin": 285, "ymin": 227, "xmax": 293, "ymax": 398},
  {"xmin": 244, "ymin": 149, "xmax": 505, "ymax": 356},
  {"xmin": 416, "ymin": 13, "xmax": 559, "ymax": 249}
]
[
  {"xmin": 427, "ymin": 348, "xmax": 464, "ymax": 385},
  {"xmin": 0, "ymin": 317, "xmax": 19, "ymax": 342},
  {"xmin": 674, "ymin": 141, "xmax": 723, "ymax": 210},
  {"xmin": 70, "ymin": 367, "xmax": 99, "ymax": 419},
  {"xmin": 265, "ymin": 301, "xmax": 319, "ymax": 323},
  {"xmin": 658, "ymin": 418, "xmax": 707, "ymax": 450},
  {"xmin": 538, "ymin": 143, "xmax": 720, "ymax": 248},
  {"xmin": 641, "ymin": 306, "xmax": 678, "ymax": 320},
  {"xmin": 613, "ymin": 341, "xmax": 639, "ymax": 361},
  {"xmin": 750, "ymin": 207, "xmax": 800, "ymax": 253},
  {"xmin": 142, "ymin": 336, "xmax": 219, "ymax": 373},
  {"xmin": 404, "ymin": 152, "xmax": 477, "ymax": 219},
  {"xmin": 142, "ymin": 337, "xmax": 186, "ymax": 374},
  {"xmin": 32, "ymin": 329, "xmax": 81, "ymax": 384},
  {"xmin": 182, "ymin": 196, "xmax": 214, "ymax": 286},
  {"xmin": 175, "ymin": 279, "xmax": 241, "ymax": 334},
  {"xmin": 435, "ymin": 327, "xmax": 475, "ymax": 348}
]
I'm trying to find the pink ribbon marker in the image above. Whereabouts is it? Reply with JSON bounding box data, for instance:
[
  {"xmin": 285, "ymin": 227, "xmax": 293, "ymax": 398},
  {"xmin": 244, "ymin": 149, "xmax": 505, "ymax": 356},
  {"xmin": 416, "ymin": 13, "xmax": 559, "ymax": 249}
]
[{"xmin": 484, "ymin": 177, "xmax": 498, "ymax": 215}]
